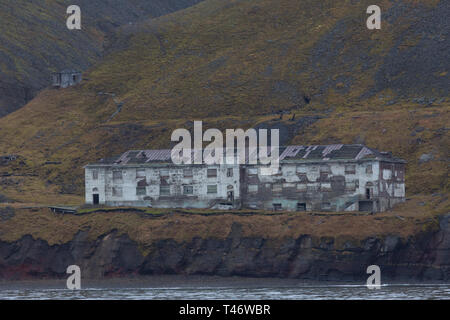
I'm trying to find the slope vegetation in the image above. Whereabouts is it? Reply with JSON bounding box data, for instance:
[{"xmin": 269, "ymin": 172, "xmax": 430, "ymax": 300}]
[{"xmin": 0, "ymin": 0, "xmax": 448, "ymax": 204}]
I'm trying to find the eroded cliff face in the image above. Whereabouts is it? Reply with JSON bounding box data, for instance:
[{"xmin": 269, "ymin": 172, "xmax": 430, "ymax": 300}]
[{"xmin": 0, "ymin": 215, "xmax": 448, "ymax": 282}]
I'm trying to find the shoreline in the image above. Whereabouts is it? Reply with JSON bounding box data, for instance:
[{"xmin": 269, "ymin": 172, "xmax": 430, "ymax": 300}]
[{"xmin": 0, "ymin": 275, "xmax": 448, "ymax": 290}]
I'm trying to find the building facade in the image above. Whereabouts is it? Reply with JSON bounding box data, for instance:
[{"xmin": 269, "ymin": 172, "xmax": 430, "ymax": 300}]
[
  {"xmin": 84, "ymin": 145, "xmax": 406, "ymax": 212},
  {"xmin": 52, "ymin": 69, "xmax": 82, "ymax": 88}
]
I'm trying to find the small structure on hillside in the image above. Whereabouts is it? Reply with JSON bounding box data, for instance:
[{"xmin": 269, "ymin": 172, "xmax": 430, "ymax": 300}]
[{"xmin": 52, "ymin": 69, "xmax": 82, "ymax": 88}]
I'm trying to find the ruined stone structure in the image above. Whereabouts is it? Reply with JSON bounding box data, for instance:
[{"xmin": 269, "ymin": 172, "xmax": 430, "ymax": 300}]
[
  {"xmin": 84, "ymin": 145, "xmax": 406, "ymax": 212},
  {"xmin": 52, "ymin": 69, "xmax": 82, "ymax": 88}
]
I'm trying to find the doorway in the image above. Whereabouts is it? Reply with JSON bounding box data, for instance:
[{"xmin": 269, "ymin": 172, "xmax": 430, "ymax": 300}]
[
  {"xmin": 227, "ymin": 191, "xmax": 234, "ymax": 202},
  {"xmin": 93, "ymin": 194, "xmax": 99, "ymax": 205}
]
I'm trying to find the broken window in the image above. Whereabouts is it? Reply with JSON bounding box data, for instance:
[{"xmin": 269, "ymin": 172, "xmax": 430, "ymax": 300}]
[
  {"xmin": 160, "ymin": 185, "xmax": 170, "ymax": 196},
  {"xmin": 92, "ymin": 170, "xmax": 98, "ymax": 180},
  {"xmin": 183, "ymin": 169, "xmax": 193, "ymax": 178},
  {"xmin": 113, "ymin": 170, "xmax": 123, "ymax": 182},
  {"xmin": 382, "ymin": 169, "xmax": 392, "ymax": 180},
  {"xmin": 273, "ymin": 203, "xmax": 282, "ymax": 211},
  {"xmin": 183, "ymin": 185, "xmax": 194, "ymax": 195},
  {"xmin": 227, "ymin": 168, "xmax": 233, "ymax": 177},
  {"xmin": 112, "ymin": 187, "xmax": 122, "ymax": 197},
  {"xmin": 207, "ymin": 168, "xmax": 217, "ymax": 178},
  {"xmin": 160, "ymin": 169, "xmax": 169, "ymax": 178},
  {"xmin": 345, "ymin": 180, "xmax": 357, "ymax": 191},
  {"xmin": 136, "ymin": 168, "xmax": 146, "ymax": 179},
  {"xmin": 207, "ymin": 185, "xmax": 218, "ymax": 194},
  {"xmin": 136, "ymin": 186, "xmax": 146, "ymax": 196},
  {"xmin": 321, "ymin": 202, "xmax": 331, "ymax": 211},
  {"xmin": 272, "ymin": 184, "xmax": 282, "ymax": 192},
  {"xmin": 345, "ymin": 164, "xmax": 356, "ymax": 174},
  {"xmin": 321, "ymin": 182, "xmax": 332, "ymax": 191}
]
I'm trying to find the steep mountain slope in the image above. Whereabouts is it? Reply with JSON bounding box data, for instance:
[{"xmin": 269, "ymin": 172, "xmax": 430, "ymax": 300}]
[
  {"xmin": 0, "ymin": 0, "xmax": 448, "ymax": 204},
  {"xmin": 0, "ymin": 0, "xmax": 204, "ymax": 117}
]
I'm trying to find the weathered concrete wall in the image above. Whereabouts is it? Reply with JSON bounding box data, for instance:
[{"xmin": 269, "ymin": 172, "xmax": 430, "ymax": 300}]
[
  {"xmin": 86, "ymin": 164, "xmax": 241, "ymax": 208},
  {"xmin": 85, "ymin": 160, "xmax": 405, "ymax": 212},
  {"xmin": 241, "ymin": 160, "xmax": 404, "ymax": 212}
]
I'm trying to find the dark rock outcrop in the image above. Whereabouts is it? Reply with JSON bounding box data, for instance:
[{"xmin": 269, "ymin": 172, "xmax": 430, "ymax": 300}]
[{"xmin": 0, "ymin": 215, "xmax": 449, "ymax": 281}]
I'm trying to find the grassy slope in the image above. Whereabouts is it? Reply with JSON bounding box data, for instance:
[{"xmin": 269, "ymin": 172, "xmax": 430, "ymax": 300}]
[
  {"xmin": 0, "ymin": 194, "xmax": 447, "ymax": 250},
  {"xmin": 0, "ymin": 0, "xmax": 448, "ymax": 204},
  {"xmin": 0, "ymin": 0, "xmax": 204, "ymax": 116}
]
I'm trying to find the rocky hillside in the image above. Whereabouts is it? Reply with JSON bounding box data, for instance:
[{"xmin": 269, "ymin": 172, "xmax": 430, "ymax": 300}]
[
  {"xmin": 0, "ymin": 0, "xmax": 203, "ymax": 117},
  {"xmin": 0, "ymin": 0, "xmax": 448, "ymax": 203}
]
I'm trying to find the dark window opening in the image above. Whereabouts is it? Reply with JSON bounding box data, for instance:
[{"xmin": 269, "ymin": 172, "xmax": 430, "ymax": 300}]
[
  {"xmin": 183, "ymin": 185, "xmax": 194, "ymax": 195},
  {"xmin": 160, "ymin": 185, "xmax": 170, "ymax": 195},
  {"xmin": 359, "ymin": 200, "xmax": 373, "ymax": 212},
  {"xmin": 297, "ymin": 203, "xmax": 306, "ymax": 211},
  {"xmin": 227, "ymin": 191, "xmax": 234, "ymax": 202},
  {"xmin": 93, "ymin": 194, "xmax": 99, "ymax": 205},
  {"xmin": 273, "ymin": 203, "xmax": 282, "ymax": 211},
  {"xmin": 207, "ymin": 168, "xmax": 217, "ymax": 178},
  {"xmin": 366, "ymin": 188, "xmax": 372, "ymax": 199},
  {"xmin": 136, "ymin": 187, "xmax": 146, "ymax": 196}
]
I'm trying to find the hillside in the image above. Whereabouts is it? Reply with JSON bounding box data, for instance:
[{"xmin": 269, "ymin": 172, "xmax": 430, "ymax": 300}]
[
  {"xmin": 0, "ymin": 0, "xmax": 203, "ymax": 117},
  {"xmin": 0, "ymin": 0, "xmax": 448, "ymax": 205}
]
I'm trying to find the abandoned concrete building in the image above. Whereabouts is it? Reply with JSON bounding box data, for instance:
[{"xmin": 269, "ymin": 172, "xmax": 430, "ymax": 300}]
[
  {"xmin": 84, "ymin": 145, "xmax": 406, "ymax": 212},
  {"xmin": 52, "ymin": 69, "xmax": 82, "ymax": 88}
]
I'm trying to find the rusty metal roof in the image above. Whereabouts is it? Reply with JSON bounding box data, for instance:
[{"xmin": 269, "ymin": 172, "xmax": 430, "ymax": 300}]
[{"xmin": 87, "ymin": 144, "xmax": 404, "ymax": 166}]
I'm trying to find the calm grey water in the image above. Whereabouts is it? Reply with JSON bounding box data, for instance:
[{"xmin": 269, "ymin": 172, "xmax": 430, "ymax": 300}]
[{"xmin": 1, "ymin": 284, "xmax": 449, "ymax": 300}]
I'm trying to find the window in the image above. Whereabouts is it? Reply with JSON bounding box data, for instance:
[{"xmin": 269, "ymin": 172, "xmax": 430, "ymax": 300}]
[
  {"xmin": 207, "ymin": 185, "xmax": 218, "ymax": 194},
  {"xmin": 273, "ymin": 203, "xmax": 282, "ymax": 211},
  {"xmin": 248, "ymin": 185, "xmax": 258, "ymax": 193},
  {"xmin": 160, "ymin": 185, "xmax": 170, "ymax": 196},
  {"xmin": 112, "ymin": 187, "xmax": 122, "ymax": 197},
  {"xmin": 227, "ymin": 168, "xmax": 233, "ymax": 177},
  {"xmin": 345, "ymin": 165, "xmax": 356, "ymax": 174},
  {"xmin": 297, "ymin": 203, "xmax": 306, "ymax": 211},
  {"xmin": 207, "ymin": 168, "xmax": 217, "ymax": 178},
  {"xmin": 92, "ymin": 170, "xmax": 98, "ymax": 180},
  {"xmin": 160, "ymin": 169, "xmax": 169, "ymax": 178},
  {"xmin": 272, "ymin": 184, "xmax": 282, "ymax": 192},
  {"xmin": 322, "ymin": 202, "xmax": 331, "ymax": 210},
  {"xmin": 383, "ymin": 169, "xmax": 392, "ymax": 180},
  {"xmin": 321, "ymin": 182, "xmax": 332, "ymax": 191},
  {"xmin": 366, "ymin": 165, "xmax": 373, "ymax": 174},
  {"xmin": 248, "ymin": 168, "xmax": 258, "ymax": 175},
  {"xmin": 297, "ymin": 183, "xmax": 307, "ymax": 192},
  {"xmin": 345, "ymin": 180, "xmax": 358, "ymax": 191},
  {"xmin": 183, "ymin": 185, "xmax": 194, "ymax": 195},
  {"xmin": 183, "ymin": 169, "xmax": 193, "ymax": 178},
  {"xmin": 113, "ymin": 170, "xmax": 123, "ymax": 182},
  {"xmin": 136, "ymin": 168, "xmax": 145, "ymax": 179},
  {"xmin": 136, "ymin": 186, "xmax": 146, "ymax": 196}
]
